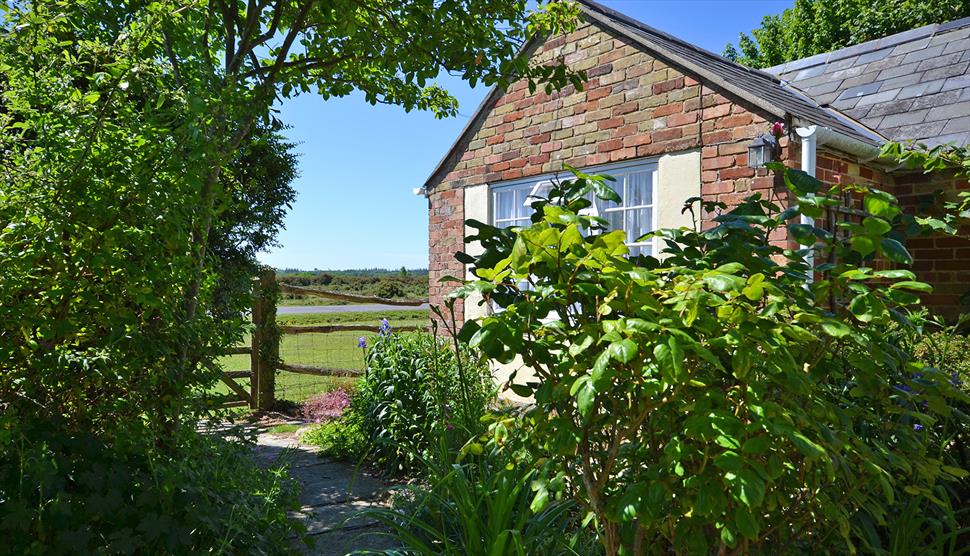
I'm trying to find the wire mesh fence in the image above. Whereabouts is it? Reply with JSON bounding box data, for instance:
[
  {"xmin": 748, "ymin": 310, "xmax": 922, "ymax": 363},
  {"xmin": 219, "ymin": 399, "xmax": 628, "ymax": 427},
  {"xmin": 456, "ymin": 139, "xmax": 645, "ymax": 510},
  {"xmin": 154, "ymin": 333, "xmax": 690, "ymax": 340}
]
[{"xmin": 275, "ymin": 331, "xmax": 367, "ymax": 403}]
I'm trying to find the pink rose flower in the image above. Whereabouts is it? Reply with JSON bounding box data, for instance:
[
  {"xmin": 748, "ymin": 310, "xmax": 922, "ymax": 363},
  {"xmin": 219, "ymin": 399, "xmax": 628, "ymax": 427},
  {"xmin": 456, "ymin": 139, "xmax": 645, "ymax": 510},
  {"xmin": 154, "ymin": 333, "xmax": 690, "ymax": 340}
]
[{"xmin": 771, "ymin": 121, "xmax": 785, "ymax": 139}]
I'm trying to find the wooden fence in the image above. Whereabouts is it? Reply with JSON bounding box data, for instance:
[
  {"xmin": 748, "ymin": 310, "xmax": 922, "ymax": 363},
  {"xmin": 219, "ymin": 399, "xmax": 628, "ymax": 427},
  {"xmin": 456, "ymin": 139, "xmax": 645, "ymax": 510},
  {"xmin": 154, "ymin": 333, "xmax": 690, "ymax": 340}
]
[{"xmin": 218, "ymin": 272, "xmax": 428, "ymax": 410}]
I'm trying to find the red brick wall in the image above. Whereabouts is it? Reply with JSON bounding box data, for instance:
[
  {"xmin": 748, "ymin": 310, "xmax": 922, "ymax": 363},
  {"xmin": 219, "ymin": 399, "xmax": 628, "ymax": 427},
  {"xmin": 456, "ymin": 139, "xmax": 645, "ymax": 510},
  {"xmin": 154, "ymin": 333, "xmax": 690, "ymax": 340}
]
[
  {"xmin": 428, "ymin": 187, "xmax": 465, "ymax": 323},
  {"xmin": 896, "ymin": 170, "xmax": 970, "ymax": 319},
  {"xmin": 811, "ymin": 151, "xmax": 968, "ymax": 319},
  {"xmin": 425, "ymin": 20, "xmax": 795, "ymax": 315}
]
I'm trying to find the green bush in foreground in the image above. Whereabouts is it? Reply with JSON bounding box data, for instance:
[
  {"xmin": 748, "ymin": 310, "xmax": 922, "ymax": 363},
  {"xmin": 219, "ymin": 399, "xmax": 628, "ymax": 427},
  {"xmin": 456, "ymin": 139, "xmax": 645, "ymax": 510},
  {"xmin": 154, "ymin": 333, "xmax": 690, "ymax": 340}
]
[
  {"xmin": 357, "ymin": 414, "xmax": 598, "ymax": 556},
  {"xmin": 346, "ymin": 330, "xmax": 495, "ymax": 474},
  {"xmin": 455, "ymin": 162, "xmax": 967, "ymax": 554},
  {"xmin": 301, "ymin": 413, "xmax": 370, "ymax": 462},
  {"xmin": 0, "ymin": 419, "xmax": 304, "ymax": 555}
]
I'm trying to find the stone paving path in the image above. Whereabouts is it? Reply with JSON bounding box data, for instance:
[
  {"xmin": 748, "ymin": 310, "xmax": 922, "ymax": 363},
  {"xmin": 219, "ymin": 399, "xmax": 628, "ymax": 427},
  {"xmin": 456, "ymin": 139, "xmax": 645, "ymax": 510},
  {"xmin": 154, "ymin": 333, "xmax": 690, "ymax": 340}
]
[{"xmin": 248, "ymin": 423, "xmax": 399, "ymax": 555}]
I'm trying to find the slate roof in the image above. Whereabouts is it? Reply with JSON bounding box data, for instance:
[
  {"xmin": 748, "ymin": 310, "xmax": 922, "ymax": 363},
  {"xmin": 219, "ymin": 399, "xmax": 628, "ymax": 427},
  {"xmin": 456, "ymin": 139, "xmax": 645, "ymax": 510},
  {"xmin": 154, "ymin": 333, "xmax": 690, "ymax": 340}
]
[
  {"xmin": 767, "ymin": 18, "xmax": 970, "ymax": 147},
  {"xmin": 577, "ymin": 0, "xmax": 883, "ymax": 146}
]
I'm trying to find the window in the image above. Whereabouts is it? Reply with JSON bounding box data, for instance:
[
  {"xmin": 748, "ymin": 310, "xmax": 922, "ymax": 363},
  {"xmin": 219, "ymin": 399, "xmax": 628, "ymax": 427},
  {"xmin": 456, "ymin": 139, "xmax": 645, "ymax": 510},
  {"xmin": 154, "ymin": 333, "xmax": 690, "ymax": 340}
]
[{"xmin": 490, "ymin": 160, "xmax": 658, "ymax": 256}]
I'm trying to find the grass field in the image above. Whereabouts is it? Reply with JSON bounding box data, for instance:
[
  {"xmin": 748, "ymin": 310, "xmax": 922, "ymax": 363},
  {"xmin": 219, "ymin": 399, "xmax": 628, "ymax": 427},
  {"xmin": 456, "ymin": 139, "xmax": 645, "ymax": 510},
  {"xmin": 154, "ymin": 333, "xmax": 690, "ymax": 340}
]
[{"xmin": 214, "ymin": 309, "xmax": 429, "ymax": 404}]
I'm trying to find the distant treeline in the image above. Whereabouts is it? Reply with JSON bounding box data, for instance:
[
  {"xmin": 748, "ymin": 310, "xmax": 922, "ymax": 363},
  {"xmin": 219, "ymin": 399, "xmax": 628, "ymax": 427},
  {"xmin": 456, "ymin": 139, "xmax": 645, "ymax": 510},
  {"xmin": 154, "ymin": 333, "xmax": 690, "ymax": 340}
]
[
  {"xmin": 277, "ymin": 268, "xmax": 428, "ymax": 301},
  {"xmin": 278, "ymin": 267, "xmax": 428, "ymax": 277}
]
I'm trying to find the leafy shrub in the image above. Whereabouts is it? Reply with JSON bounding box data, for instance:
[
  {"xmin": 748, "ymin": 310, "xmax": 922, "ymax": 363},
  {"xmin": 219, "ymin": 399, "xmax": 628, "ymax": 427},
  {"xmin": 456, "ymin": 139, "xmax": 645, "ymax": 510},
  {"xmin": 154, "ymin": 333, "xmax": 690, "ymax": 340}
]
[
  {"xmin": 301, "ymin": 388, "xmax": 352, "ymax": 423},
  {"xmin": 0, "ymin": 418, "xmax": 303, "ymax": 555},
  {"xmin": 351, "ymin": 331, "xmax": 495, "ymax": 474},
  {"xmin": 358, "ymin": 413, "xmax": 597, "ymax": 556},
  {"xmin": 455, "ymin": 164, "xmax": 967, "ymax": 554},
  {"xmin": 301, "ymin": 414, "xmax": 370, "ymax": 463}
]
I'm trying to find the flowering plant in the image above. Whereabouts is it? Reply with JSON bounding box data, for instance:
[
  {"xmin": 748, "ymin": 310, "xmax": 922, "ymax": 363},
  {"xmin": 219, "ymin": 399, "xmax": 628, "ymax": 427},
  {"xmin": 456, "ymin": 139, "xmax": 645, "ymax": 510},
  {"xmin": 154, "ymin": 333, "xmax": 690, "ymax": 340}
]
[
  {"xmin": 300, "ymin": 389, "xmax": 352, "ymax": 423},
  {"xmin": 770, "ymin": 121, "xmax": 785, "ymax": 139}
]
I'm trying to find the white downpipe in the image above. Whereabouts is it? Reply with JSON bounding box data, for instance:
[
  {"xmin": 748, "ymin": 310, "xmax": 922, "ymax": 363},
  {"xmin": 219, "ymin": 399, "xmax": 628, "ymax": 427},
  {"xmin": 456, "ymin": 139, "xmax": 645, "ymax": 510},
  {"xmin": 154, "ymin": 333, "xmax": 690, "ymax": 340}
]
[{"xmin": 795, "ymin": 126, "xmax": 818, "ymax": 278}]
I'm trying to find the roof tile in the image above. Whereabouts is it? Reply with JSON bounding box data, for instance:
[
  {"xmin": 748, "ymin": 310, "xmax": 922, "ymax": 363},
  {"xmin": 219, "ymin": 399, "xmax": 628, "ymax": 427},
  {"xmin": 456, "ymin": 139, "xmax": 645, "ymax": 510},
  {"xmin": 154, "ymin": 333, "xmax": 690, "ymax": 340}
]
[
  {"xmin": 875, "ymin": 62, "xmax": 920, "ymax": 81},
  {"xmin": 943, "ymin": 39, "xmax": 969, "ymax": 55},
  {"xmin": 902, "ymin": 44, "xmax": 946, "ymax": 64},
  {"xmin": 897, "ymin": 79, "xmax": 946, "ymax": 100},
  {"xmin": 867, "ymin": 99, "xmax": 916, "ymax": 117},
  {"xmin": 856, "ymin": 89, "xmax": 901, "ymax": 107},
  {"xmin": 891, "ymin": 38, "xmax": 932, "ymax": 55},
  {"xmin": 767, "ymin": 17, "xmax": 970, "ymax": 147},
  {"xmin": 942, "ymin": 116, "xmax": 970, "ymax": 134},
  {"xmin": 933, "ymin": 132, "xmax": 970, "ymax": 146},
  {"xmin": 926, "ymin": 103, "xmax": 970, "ymax": 122},
  {"xmin": 911, "ymin": 89, "xmax": 965, "ymax": 110},
  {"xmin": 941, "ymin": 75, "xmax": 970, "ymax": 92},
  {"xmin": 837, "ymin": 82, "xmax": 882, "ymax": 101},
  {"xmin": 916, "ymin": 52, "xmax": 965, "ymax": 71},
  {"xmin": 856, "ymin": 47, "xmax": 893, "ymax": 64},
  {"xmin": 881, "ymin": 109, "xmax": 930, "ymax": 128},
  {"xmin": 923, "ymin": 61, "xmax": 970, "ymax": 81},
  {"xmin": 879, "ymin": 73, "xmax": 922, "ymax": 91},
  {"xmin": 888, "ymin": 120, "xmax": 947, "ymax": 141}
]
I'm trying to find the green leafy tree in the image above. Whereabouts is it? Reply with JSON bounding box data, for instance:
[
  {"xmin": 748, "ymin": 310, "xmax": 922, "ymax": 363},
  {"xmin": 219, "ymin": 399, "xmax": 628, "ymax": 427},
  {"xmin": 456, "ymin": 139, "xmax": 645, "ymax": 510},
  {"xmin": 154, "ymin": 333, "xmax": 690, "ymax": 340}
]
[
  {"xmin": 0, "ymin": 0, "xmax": 582, "ymax": 551},
  {"xmin": 0, "ymin": 0, "xmax": 582, "ymax": 438},
  {"xmin": 454, "ymin": 162, "xmax": 967, "ymax": 554},
  {"xmin": 210, "ymin": 121, "xmax": 298, "ymax": 320},
  {"xmin": 724, "ymin": 0, "xmax": 970, "ymax": 68}
]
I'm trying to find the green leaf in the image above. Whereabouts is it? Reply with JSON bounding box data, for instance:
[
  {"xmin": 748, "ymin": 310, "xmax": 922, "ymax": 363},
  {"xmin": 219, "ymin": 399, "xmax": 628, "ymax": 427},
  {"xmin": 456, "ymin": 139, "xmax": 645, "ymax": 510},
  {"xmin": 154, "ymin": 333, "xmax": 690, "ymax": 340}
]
[
  {"xmin": 609, "ymin": 339, "xmax": 638, "ymax": 364},
  {"xmin": 734, "ymin": 506, "xmax": 760, "ymax": 539},
  {"xmin": 736, "ymin": 469, "xmax": 765, "ymax": 507},
  {"xmin": 863, "ymin": 191, "xmax": 899, "ymax": 219},
  {"xmin": 850, "ymin": 236, "xmax": 876, "ymax": 257},
  {"xmin": 820, "ymin": 319, "xmax": 852, "ymax": 338},
  {"xmin": 849, "ymin": 293, "xmax": 878, "ymax": 323},
  {"xmin": 508, "ymin": 383, "xmax": 533, "ymax": 397},
  {"xmin": 704, "ymin": 273, "xmax": 745, "ymax": 292},
  {"xmin": 742, "ymin": 435, "xmax": 770, "ymax": 454},
  {"xmin": 862, "ymin": 216, "xmax": 891, "ymax": 235},
  {"xmin": 880, "ymin": 238, "xmax": 913, "ymax": 264},
  {"xmin": 789, "ymin": 223, "xmax": 815, "ymax": 246},
  {"xmin": 788, "ymin": 431, "xmax": 826, "ymax": 459},
  {"xmin": 889, "ymin": 280, "xmax": 932, "ymax": 293},
  {"xmin": 668, "ymin": 336, "xmax": 685, "ymax": 381},
  {"xmin": 874, "ymin": 269, "xmax": 915, "ymax": 280},
  {"xmin": 572, "ymin": 376, "xmax": 596, "ymax": 418}
]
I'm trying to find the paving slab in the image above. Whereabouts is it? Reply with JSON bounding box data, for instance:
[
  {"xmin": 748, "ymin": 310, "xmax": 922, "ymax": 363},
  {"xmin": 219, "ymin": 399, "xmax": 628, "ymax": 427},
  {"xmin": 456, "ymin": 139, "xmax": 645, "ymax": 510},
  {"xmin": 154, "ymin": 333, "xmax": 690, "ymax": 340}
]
[{"xmin": 249, "ymin": 427, "xmax": 398, "ymax": 555}]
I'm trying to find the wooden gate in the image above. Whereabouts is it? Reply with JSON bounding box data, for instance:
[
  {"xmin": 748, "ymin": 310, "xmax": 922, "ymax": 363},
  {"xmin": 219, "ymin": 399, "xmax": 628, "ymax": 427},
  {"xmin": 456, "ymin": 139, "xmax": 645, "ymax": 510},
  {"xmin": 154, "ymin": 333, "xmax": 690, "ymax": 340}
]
[
  {"xmin": 274, "ymin": 282, "xmax": 427, "ymax": 382},
  {"xmin": 218, "ymin": 272, "xmax": 428, "ymax": 409},
  {"xmin": 218, "ymin": 269, "xmax": 278, "ymax": 410}
]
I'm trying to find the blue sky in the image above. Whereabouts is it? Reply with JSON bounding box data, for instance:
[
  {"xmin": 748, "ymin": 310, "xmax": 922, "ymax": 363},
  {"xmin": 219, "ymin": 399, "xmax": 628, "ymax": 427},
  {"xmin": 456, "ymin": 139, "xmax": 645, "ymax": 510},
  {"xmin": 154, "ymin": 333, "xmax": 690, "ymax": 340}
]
[{"xmin": 260, "ymin": 0, "xmax": 793, "ymax": 271}]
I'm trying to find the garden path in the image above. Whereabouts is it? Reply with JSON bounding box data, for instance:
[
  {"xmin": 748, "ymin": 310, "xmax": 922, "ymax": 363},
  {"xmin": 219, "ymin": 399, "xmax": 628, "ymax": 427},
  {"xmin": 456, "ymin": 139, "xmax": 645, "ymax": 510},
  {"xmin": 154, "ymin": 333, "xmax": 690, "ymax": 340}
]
[{"xmin": 252, "ymin": 423, "xmax": 398, "ymax": 555}]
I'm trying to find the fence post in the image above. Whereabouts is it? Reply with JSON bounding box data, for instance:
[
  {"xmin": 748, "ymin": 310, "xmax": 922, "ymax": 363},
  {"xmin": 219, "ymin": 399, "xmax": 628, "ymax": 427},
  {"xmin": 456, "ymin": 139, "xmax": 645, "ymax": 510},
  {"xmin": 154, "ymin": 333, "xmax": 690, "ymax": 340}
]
[
  {"xmin": 250, "ymin": 277, "xmax": 263, "ymax": 410},
  {"xmin": 251, "ymin": 269, "xmax": 278, "ymax": 410}
]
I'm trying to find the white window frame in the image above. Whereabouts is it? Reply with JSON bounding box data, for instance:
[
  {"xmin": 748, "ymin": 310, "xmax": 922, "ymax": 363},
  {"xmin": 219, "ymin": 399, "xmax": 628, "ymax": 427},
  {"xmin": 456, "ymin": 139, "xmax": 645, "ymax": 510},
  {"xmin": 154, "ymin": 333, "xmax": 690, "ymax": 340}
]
[{"xmin": 488, "ymin": 158, "xmax": 660, "ymax": 257}]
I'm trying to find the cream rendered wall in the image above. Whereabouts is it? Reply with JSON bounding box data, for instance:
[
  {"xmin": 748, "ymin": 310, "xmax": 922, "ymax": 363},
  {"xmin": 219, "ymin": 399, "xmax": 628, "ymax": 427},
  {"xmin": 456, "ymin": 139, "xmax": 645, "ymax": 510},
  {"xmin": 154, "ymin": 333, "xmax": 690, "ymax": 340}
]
[
  {"xmin": 657, "ymin": 150, "xmax": 702, "ymax": 232},
  {"xmin": 463, "ymin": 184, "xmax": 489, "ymax": 321},
  {"xmin": 461, "ymin": 150, "xmax": 701, "ymax": 402},
  {"xmin": 462, "ymin": 183, "xmax": 534, "ymax": 403}
]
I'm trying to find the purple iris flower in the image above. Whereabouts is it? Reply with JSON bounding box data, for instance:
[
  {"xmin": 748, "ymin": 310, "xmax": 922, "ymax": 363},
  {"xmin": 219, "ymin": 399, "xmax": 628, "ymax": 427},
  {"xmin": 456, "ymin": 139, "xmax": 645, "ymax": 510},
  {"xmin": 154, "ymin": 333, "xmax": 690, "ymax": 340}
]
[
  {"xmin": 379, "ymin": 318, "xmax": 391, "ymax": 335},
  {"xmin": 357, "ymin": 337, "xmax": 367, "ymax": 348}
]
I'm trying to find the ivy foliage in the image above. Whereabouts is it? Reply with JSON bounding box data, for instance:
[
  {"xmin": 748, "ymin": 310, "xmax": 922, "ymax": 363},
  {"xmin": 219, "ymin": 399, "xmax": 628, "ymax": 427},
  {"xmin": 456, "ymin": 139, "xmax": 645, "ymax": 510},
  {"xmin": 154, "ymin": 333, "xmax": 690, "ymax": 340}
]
[
  {"xmin": 724, "ymin": 0, "xmax": 970, "ymax": 68},
  {"xmin": 453, "ymin": 164, "xmax": 968, "ymax": 554}
]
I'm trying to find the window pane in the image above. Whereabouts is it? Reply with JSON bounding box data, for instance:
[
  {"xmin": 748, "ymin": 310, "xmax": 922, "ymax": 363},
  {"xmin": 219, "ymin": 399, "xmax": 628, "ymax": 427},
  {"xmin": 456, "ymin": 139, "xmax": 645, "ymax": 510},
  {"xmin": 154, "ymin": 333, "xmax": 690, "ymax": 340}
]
[
  {"xmin": 495, "ymin": 190, "xmax": 514, "ymax": 221},
  {"xmin": 605, "ymin": 210, "xmax": 624, "ymax": 232},
  {"xmin": 528, "ymin": 181, "xmax": 552, "ymax": 204},
  {"xmin": 626, "ymin": 207, "xmax": 652, "ymax": 243},
  {"xmin": 628, "ymin": 241, "xmax": 653, "ymax": 257},
  {"xmin": 626, "ymin": 171, "xmax": 653, "ymax": 207}
]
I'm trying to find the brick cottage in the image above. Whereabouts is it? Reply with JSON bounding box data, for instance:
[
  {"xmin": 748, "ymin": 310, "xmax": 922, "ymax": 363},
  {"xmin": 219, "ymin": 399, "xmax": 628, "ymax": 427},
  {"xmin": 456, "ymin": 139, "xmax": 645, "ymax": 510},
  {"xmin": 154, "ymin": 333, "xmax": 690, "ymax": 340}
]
[{"xmin": 418, "ymin": 0, "xmax": 970, "ymax": 390}]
